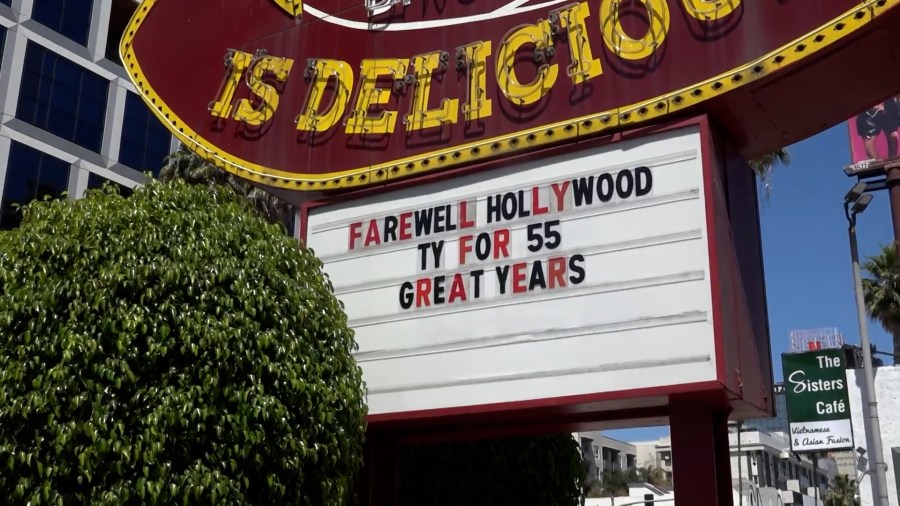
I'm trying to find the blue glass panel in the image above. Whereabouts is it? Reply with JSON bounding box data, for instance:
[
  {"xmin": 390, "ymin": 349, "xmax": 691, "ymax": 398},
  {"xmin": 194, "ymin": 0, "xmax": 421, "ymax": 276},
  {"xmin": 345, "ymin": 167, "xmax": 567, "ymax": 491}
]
[
  {"xmin": 119, "ymin": 92, "xmax": 171, "ymax": 176},
  {"xmin": 1, "ymin": 142, "xmax": 70, "ymax": 229},
  {"xmin": 16, "ymin": 43, "xmax": 109, "ymax": 153},
  {"xmin": 31, "ymin": 0, "xmax": 93, "ymax": 46}
]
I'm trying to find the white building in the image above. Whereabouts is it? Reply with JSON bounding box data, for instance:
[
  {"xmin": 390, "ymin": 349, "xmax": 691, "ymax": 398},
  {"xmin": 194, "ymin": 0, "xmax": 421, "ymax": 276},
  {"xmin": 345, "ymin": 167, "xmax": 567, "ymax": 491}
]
[
  {"xmin": 575, "ymin": 432, "xmax": 639, "ymax": 481},
  {"xmin": 632, "ymin": 428, "xmax": 834, "ymax": 504},
  {"xmin": 0, "ymin": 0, "xmax": 175, "ymax": 229},
  {"xmin": 847, "ymin": 365, "xmax": 900, "ymax": 506}
]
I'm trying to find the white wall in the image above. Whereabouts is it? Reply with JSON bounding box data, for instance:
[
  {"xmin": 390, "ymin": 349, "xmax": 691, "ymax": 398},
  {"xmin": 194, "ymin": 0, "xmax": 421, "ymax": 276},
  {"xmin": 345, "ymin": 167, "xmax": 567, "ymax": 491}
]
[{"xmin": 847, "ymin": 366, "xmax": 900, "ymax": 506}]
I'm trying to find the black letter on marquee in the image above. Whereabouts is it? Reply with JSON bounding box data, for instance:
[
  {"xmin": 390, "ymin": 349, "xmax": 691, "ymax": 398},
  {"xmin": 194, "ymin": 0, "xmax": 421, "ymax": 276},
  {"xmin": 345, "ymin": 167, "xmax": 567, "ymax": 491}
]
[
  {"xmin": 434, "ymin": 206, "xmax": 447, "ymax": 233},
  {"xmin": 572, "ymin": 176, "xmax": 594, "ymax": 207},
  {"xmin": 569, "ymin": 254, "xmax": 586, "ymax": 285},
  {"xmin": 431, "ymin": 240, "xmax": 444, "ymax": 269},
  {"xmin": 434, "ymin": 275, "xmax": 446, "ymax": 305},
  {"xmin": 635, "ymin": 166, "xmax": 653, "ymax": 196},
  {"xmin": 597, "ymin": 173, "xmax": 614, "ymax": 202},
  {"xmin": 616, "ymin": 169, "xmax": 634, "ymax": 199},
  {"xmin": 501, "ymin": 192, "xmax": 517, "ymax": 221},
  {"xmin": 399, "ymin": 281, "xmax": 414, "ymax": 309},
  {"xmin": 495, "ymin": 265, "xmax": 510, "ymax": 295},
  {"xmin": 418, "ymin": 243, "xmax": 430, "ymax": 271},
  {"xmin": 384, "ymin": 215, "xmax": 398, "ymax": 243},
  {"xmin": 415, "ymin": 208, "xmax": 434, "ymax": 237},
  {"xmin": 529, "ymin": 259, "xmax": 547, "ymax": 291},
  {"xmin": 486, "ymin": 195, "xmax": 502, "ymax": 224},
  {"xmin": 470, "ymin": 269, "xmax": 485, "ymax": 299},
  {"xmin": 475, "ymin": 232, "xmax": 491, "ymax": 261}
]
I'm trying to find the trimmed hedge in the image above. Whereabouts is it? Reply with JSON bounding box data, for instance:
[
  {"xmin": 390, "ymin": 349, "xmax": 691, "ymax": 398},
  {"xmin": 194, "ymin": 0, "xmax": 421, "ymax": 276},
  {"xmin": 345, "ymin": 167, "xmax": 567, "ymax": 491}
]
[{"xmin": 0, "ymin": 181, "xmax": 366, "ymax": 504}]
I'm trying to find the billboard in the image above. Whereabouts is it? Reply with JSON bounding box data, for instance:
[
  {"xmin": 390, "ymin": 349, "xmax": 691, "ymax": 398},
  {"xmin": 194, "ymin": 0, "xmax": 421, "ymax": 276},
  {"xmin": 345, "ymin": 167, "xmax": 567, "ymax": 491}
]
[
  {"xmin": 782, "ymin": 349, "xmax": 854, "ymax": 453},
  {"xmin": 121, "ymin": 0, "xmax": 900, "ymax": 192},
  {"xmin": 847, "ymin": 95, "xmax": 900, "ymax": 175},
  {"xmin": 305, "ymin": 123, "xmax": 764, "ymax": 420}
]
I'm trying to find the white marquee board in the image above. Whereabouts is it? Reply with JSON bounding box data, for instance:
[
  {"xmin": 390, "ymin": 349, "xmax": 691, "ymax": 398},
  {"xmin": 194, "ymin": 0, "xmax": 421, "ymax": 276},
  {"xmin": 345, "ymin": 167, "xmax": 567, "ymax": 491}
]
[{"xmin": 306, "ymin": 126, "xmax": 717, "ymax": 416}]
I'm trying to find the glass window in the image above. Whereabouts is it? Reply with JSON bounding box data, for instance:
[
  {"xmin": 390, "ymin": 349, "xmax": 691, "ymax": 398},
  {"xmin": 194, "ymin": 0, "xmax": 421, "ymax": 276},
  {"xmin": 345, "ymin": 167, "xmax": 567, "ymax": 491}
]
[
  {"xmin": 119, "ymin": 92, "xmax": 170, "ymax": 176},
  {"xmin": 105, "ymin": 0, "xmax": 136, "ymax": 63},
  {"xmin": 1, "ymin": 142, "xmax": 70, "ymax": 229},
  {"xmin": 31, "ymin": 0, "xmax": 93, "ymax": 46},
  {"xmin": 17, "ymin": 43, "xmax": 109, "ymax": 153},
  {"xmin": 0, "ymin": 27, "xmax": 6, "ymax": 66},
  {"xmin": 87, "ymin": 172, "xmax": 132, "ymax": 197}
]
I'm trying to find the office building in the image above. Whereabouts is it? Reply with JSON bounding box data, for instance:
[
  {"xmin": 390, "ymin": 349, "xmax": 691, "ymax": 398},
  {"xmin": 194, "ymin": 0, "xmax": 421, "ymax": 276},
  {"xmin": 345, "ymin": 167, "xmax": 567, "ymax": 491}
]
[{"xmin": 0, "ymin": 0, "xmax": 174, "ymax": 229}]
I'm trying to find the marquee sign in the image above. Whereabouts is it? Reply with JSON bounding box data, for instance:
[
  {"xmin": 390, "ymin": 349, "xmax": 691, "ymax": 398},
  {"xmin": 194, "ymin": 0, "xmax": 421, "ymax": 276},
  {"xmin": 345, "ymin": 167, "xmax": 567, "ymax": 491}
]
[
  {"xmin": 122, "ymin": 0, "xmax": 900, "ymax": 191},
  {"xmin": 304, "ymin": 124, "xmax": 768, "ymax": 419}
]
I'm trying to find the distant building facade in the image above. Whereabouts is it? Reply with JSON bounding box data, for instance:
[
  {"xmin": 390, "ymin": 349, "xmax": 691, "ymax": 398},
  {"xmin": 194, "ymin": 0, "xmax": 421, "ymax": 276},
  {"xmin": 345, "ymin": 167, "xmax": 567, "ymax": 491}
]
[
  {"xmin": 574, "ymin": 432, "xmax": 638, "ymax": 480},
  {"xmin": 848, "ymin": 365, "xmax": 900, "ymax": 506}
]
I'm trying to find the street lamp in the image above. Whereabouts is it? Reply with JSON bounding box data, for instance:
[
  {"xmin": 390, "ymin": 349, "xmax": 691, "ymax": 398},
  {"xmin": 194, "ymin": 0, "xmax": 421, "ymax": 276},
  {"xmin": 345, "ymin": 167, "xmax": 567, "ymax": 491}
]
[{"xmin": 843, "ymin": 183, "xmax": 890, "ymax": 506}]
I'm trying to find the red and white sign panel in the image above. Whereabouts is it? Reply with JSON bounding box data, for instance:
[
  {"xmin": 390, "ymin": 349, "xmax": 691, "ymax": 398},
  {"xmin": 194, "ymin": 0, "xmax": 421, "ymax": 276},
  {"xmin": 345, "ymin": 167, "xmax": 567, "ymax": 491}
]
[
  {"xmin": 847, "ymin": 95, "xmax": 900, "ymax": 165},
  {"xmin": 306, "ymin": 125, "xmax": 717, "ymax": 416}
]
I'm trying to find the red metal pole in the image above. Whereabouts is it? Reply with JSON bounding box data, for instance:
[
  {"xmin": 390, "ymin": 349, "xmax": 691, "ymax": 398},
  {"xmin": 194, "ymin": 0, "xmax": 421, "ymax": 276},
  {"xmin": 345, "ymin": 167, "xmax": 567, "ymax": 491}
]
[{"xmin": 671, "ymin": 396, "xmax": 733, "ymax": 506}]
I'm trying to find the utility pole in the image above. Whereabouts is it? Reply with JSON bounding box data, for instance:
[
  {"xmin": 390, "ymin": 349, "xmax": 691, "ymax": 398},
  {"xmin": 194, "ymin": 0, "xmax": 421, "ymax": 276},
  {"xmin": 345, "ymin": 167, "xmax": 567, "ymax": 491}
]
[{"xmin": 845, "ymin": 183, "xmax": 890, "ymax": 506}]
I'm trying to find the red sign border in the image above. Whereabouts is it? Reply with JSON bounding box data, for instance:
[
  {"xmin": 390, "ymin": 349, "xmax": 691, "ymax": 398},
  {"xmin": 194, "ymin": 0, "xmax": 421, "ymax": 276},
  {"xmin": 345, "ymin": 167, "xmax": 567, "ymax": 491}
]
[
  {"xmin": 121, "ymin": 0, "xmax": 897, "ymax": 192},
  {"xmin": 298, "ymin": 115, "xmax": 773, "ymax": 426}
]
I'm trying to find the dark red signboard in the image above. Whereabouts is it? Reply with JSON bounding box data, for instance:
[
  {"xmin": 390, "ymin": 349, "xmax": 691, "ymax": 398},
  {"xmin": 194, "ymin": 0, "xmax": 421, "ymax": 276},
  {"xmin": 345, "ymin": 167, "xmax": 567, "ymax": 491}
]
[{"xmin": 123, "ymin": 0, "xmax": 900, "ymax": 191}]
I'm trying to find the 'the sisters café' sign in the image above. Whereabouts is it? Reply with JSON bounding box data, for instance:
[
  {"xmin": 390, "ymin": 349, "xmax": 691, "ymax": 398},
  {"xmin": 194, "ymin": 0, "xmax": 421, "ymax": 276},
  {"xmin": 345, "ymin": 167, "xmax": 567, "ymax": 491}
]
[{"xmin": 783, "ymin": 349, "xmax": 854, "ymax": 453}]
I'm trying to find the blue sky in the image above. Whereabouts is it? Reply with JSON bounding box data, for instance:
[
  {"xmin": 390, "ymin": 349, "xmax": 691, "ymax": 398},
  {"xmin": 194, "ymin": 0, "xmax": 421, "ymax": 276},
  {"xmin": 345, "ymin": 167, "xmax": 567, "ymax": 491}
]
[{"xmin": 606, "ymin": 123, "xmax": 895, "ymax": 443}]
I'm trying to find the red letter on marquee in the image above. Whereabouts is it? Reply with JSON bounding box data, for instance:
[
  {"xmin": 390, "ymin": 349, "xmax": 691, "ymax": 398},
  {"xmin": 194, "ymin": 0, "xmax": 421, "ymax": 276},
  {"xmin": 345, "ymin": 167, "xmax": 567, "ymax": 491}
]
[
  {"xmin": 532, "ymin": 186, "xmax": 549, "ymax": 215},
  {"xmin": 349, "ymin": 222, "xmax": 362, "ymax": 250},
  {"xmin": 459, "ymin": 200, "xmax": 476, "ymax": 229},
  {"xmin": 493, "ymin": 229, "xmax": 510, "ymax": 260},
  {"xmin": 448, "ymin": 273, "xmax": 468, "ymax": 303},
  {"xmin": 549, "ymin": 257, "xmax": 567, "ymax": 288},
  {"xmin": 512, "ymin": 262, "xmax": 527, "ymax": 294},
  {"xmin": 551, "ymin": 181, "xmax": 570, "ymax": 212},
  {"xmin": 416, "ymin": 278, "xmax": 432, "ymax": 307},
  {"xmin": 399, "ymin": 212, "xmax": 412, "ymax": 241},
  {"xmin": 459, "ymin": 235, "xmax": 474, "ymax": 265},
  {"xmin": 364, "ymin": 219, "xmax": 382, "ymax": 247}
]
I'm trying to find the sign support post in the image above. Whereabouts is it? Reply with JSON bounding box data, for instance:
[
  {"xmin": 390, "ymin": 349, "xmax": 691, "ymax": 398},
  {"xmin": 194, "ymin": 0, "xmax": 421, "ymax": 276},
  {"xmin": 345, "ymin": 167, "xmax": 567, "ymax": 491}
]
[{"xmin": 848, "ymin": 213, "xmax": 890, "ymax": 506}]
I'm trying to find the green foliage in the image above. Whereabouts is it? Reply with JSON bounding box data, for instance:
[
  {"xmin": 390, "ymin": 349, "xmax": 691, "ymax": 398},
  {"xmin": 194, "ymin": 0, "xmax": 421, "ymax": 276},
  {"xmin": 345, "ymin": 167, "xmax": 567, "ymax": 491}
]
[
  {"xmin": 863, "ymin": 243, "xmax": 900, "ymax": 363},
  {"xmin": 750, "ymin": 148, "xmax": 791, "ymax": 196},
  {"xmin": 636, "ymin": 465, "xmax": 670, "ymax": 488},
  {"xmin": 0, "ymin": 181, "xmax": 366, "ymax": 504},
  {"xmin": 825, "ymin": 474, "xmax": 858, "ymax": 506},
  {"xmin": 396, "ymin": 434, "xmax": 584, "ymax": 506},
  {"xmin": 160, "ymin": 145, "xmax": 291, "ymax": 227}
]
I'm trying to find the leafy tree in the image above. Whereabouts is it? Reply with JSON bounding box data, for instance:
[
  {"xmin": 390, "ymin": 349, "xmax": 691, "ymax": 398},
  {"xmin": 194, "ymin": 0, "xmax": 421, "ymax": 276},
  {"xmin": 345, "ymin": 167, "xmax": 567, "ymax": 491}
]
[
  {"xmin": 396, "ymin": 434, "xmax": 584, "ymax": 506},
  {"xmin": 825, "ymin": 474, "xmax": 858, "ymax": 506},
  {"xmin": 0, "ymin": 181, "xmax": 366, "ymax": 504},
  {"xmin": 599, "ymin": 468, "xmax": 631, "ymax": 497},
  {"xmin": 637, "ymin": 464, "xmax": 670, "ymax": 487},
  {"xmin": 862, "ymin": 243, "xmax": 900, "ymax": 364},
  {"xmin": 161, "ymin": 145, "xmax": 292, "ymax": 227}
]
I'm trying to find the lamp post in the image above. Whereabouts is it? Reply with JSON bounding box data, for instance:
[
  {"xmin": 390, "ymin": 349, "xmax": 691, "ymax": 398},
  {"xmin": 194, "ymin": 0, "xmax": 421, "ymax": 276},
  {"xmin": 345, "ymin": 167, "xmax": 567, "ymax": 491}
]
[{"xmin": 843, "ymin": 182, "xmax": 889, "ymax": 506}]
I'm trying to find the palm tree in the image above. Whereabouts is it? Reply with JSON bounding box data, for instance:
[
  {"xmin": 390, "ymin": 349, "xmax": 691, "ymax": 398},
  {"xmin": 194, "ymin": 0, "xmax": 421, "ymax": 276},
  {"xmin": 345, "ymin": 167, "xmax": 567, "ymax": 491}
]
[
  {"xmin": 160, "ymin": 145, "xmax": 292, "ymax": 226},
  {"xmin": 862, "ymin": 243, "xmax": 900, "ymax": 364},
  {"xmin": 825, "ymin": 474, "xmax": 858, "ymax": 506},
  {"xmin": 750, "ymin": 148, "xmax": 791, "ymax": 196}
]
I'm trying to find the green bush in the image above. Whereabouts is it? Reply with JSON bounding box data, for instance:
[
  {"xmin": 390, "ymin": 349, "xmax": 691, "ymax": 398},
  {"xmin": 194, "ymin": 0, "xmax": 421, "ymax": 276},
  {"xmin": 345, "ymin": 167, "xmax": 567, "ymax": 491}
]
[
  {"xmin": 0, "ymin": 181, "xmax": 366, "ymax": 504},
  {"xmin": 396, "ymin": 433, "xmax": 585, "ymax": 506}
]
